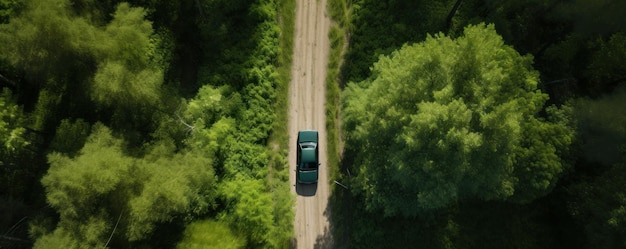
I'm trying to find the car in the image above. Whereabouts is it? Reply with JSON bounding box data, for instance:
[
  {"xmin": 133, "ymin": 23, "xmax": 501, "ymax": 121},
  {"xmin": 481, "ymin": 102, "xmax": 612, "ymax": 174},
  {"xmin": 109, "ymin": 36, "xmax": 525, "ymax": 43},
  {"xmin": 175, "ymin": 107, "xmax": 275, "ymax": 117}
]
[{"xmin": 297, "ymin": 130, "xmax": 319, "ymax": 184}]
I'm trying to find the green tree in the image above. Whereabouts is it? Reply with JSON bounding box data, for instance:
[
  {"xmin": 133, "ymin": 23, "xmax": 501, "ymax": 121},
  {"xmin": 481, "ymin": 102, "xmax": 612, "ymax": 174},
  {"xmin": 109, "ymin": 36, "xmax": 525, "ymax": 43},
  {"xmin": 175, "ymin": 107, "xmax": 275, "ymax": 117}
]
[
  {"xmin": 219, "ymin": 174, "xmax": 275, "ymax": 248},
  {"xmin": 585, "ymin": 32, "xmax": 626, "ymax": 92},
  {"xmin": 569, "ymin": 160, "xmax": 626, "ymax": 249},
  {"xmin": 0, "ymin": 0, "xmax": 20, "ymax": 23},
  {"xmin": 38, "ymin": 124, "xmax": 136, "ymax": 248},
  {"xmin": 37, "ymin": 123, "xmax": 218, "ymax": 246},
  {"xmin": 0, "ymin": 88, "xmax": 27, "ymax": 159},
  {"xmin": 176, "ymin": 219, "xmax": 245, "ymax": 249},
  {"xmin": 91, "ymin": 3, "xmax": 162, "ymax": 111},
  {"xmin": 0, "ymin": 88, "xmax": 32, "ymax": 198},
  {"xmin": 567, "ymin": 87, "xmax": 626, "ymax": 248},
  {"xmin": 49, "ymin": 119, "xmax": 91, "ymax": 157},
  {"xmin": 0, "ymin": 0, "xmax": 167, "ymax": 136},
  {"xmin": 343, "ymin": 23, "xmax": 574, "ymax": 217},
  {"xmin": 0, "ymin": 0, "xmax": 95, "ymax": 84}
]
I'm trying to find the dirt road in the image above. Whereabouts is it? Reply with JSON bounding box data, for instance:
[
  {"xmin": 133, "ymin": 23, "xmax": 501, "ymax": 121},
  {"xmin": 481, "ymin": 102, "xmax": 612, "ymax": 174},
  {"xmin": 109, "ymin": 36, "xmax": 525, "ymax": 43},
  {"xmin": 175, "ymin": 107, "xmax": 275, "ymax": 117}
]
[{"xmin": 288, "ymin": 0, "xmax": 332, "ymax": 248}]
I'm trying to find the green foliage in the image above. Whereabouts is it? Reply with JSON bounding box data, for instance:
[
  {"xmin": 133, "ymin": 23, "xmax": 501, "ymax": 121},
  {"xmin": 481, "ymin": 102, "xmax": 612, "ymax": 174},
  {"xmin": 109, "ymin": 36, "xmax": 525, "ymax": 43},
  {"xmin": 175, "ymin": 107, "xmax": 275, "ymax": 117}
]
[
  {"xmin": 158, "ymin": 0, "xmax": 294, "ymax": 246},
  {"xmin": 0, "ymin": 88, "xmax": 27, "ymax": 156},
  {"xmin": 586, "ymin": 32, "xmax": 626, "ymax": 88},
  {"xmin": 333, "ymin": 0, "xmax": 626, "ymax": 248},
  {"xmin": 328, "ymin": 0, "xmax": 352, "ymax": 31},
  {"xmin": 91, "ymin": 3, "xmax": 162, "ymax": 109},
  {"xmin": 40, "ymin": 124, "xmax": 134, "ymax": 247},
  {"xmin": 0, "ymin": 0, "xmax": 293, "ymax": 246},
  {"xmin": 0, "ymin": 88, "xmax": 34, "ymax": 198},
  {"xmin": 0, "ymin": 0, "xmax": 21, "ymax": 23},
  {"xmin": 575, "ymin": 86, "xmax": 626, "ymax": 165},
  {"xmin": 219, "ymin": 175, "xmax": 275, "ymax": 247},
  {"xmin": 568, "ymin": 160, "xmax": 626, "ymax": 249},
  {"xmin": 0, "ymin": 0, "xmax": 167, "ymax": 137},
  {"xmin": 128, "ymin": 146, "xmax": 216, "ymax": 240},
  {"xmin": 97, "ymin": 3, "xmax": 153, "ymax": 69},
  {"xmin": 49, "ymin": 119, "xmax": 91, "ymax": 157},
  {"xmin": 567, "ymin": 87, "xmax": 626, "ymax": 248},
  {"xmin": 0, "ymin": 0, "xmax": 95, "ymax": 83},
  {"xmin": 39, "ymin": 123, "xmax": 218, "ymax": 245},
  {"xmin": 343, "ymin": 24, "xmax": 575, "ymax": 216},
  {"xmin": 325, "ymin": 24, "xmax": 344, "ymax": 182},
  {"xmin": 176, "ymin": 219, "xmax": 245, "ymax": 249},
  {"xmin": 183, "ymin": 85, "xmax": 239, "ymax": 127},
  {"xmin": 34, "ymin": 225, "xmax": 102, "ymax": 249},
  {"xmin": 91, "ymin": 61, "xmax": 162, "ymax": 108},
  {"xmin": 343, "ymin": 0, "xmax": 454, "ymax": 82}
]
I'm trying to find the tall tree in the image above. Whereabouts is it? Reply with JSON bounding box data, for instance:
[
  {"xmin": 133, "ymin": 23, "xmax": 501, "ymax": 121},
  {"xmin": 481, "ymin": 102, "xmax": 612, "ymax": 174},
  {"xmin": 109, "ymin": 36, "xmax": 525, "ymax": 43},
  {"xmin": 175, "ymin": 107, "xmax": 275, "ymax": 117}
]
[
  {"xmin": 91, "ymin": 3, "xmax": 163, "ymax": 117},
  {"xmin": 0, "ymin": 88, "xmax": 31, "ymax": 197},
  {"xmin": 36, "ymin": 123, "xmax": 218, "ymax": 247},
  {"xmin": 0, "ymin": 88, "xmax": 27, "ymax": 160},
  {"xmin": 343, "ymin": 23, "xmax": 575, "ymax": 217}
]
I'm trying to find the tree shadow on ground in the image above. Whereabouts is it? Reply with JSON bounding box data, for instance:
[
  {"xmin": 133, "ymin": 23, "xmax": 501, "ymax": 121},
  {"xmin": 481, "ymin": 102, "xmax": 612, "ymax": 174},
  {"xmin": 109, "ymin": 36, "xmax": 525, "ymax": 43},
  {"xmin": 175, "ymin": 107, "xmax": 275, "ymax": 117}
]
[{"xmin": 313, "ymin": 204, "xmax": 334, "ymax": 249}]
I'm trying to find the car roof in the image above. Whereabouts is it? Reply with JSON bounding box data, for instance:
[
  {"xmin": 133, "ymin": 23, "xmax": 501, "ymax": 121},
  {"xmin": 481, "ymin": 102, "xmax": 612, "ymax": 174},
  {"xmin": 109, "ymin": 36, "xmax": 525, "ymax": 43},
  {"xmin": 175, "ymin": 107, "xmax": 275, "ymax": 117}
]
[{"xmin": 301, "ymin": 148, "xmax": 317, "ymax": 163}]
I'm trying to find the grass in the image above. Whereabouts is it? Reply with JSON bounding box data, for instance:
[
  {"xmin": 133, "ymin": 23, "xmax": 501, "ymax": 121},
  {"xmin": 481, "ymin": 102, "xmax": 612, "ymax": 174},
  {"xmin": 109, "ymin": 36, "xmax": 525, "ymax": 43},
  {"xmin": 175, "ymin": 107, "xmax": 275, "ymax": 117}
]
[
  {"xmin": 326, "ymin": 0, "xmax": 351, "ymax": 184},
  {"xmin": 271, "ymin": 0, "xmax": 295, "ymax": 151}
]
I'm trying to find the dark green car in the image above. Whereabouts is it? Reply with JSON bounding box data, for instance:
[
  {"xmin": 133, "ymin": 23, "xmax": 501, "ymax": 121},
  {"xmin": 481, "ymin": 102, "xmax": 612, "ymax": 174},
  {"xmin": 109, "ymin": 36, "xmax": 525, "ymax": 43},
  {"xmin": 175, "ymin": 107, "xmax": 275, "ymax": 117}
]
[{"xmin": 297, "ymin": 130, "xmax": 319, "ymax": 184}]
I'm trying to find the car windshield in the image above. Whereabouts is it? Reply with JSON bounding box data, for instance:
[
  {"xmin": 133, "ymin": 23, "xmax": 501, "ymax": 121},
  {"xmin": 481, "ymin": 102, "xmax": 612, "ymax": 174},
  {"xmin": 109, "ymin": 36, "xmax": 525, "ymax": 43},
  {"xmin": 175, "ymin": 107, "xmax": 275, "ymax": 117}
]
[{"xmin": 300, "ymin": 143, "xmax": 316, "ymax": 149}]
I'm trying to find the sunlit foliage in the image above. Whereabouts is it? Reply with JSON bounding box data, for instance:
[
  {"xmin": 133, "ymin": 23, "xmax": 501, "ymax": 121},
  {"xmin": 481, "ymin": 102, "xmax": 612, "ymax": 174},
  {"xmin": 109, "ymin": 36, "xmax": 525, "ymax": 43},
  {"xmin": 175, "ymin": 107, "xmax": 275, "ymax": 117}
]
[
  {"xmin": 38, "ymin": 124, "xmax": 217, "ymax": 245},
  {"xmin": 343, "ymin": 24, "xmax": 575, "ymax": 216}
]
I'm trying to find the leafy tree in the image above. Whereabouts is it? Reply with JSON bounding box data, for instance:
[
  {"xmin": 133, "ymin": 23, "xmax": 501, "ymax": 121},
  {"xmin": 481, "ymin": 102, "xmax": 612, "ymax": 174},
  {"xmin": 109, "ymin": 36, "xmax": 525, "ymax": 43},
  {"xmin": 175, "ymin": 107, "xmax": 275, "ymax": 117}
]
[
  {"xmin": 0, "ymin": 0, "xmax": 21, "ymax": 23},
  {"xmin": 38, "ymin": 124, "xmax": 136, "ymax": 248},
  {"xmin": 91, "ymin": 3, "xmax": 162, "ymax": 112},
  {"xmin": 0, "ymin": 0, "xmax": 95, "ymax": 84},
  {"xmin": 0, "ymin": 0, "xmax": 167, "ymax": 136},
  {"xmin": 0, "ymin": 88, "xmax": 27, "ymax": 160},
  {"xmin": 0, "ymin": 87, "xmax": 33, "ymax": 199},
  {"xmin": 585, "ymin": 32, "xmax": 626, "ymax": 92},
  {"xmin": 37, "ymin": 123, "xmax": 218, "ymax": 246},
  {"xmin": 49, "ymin": 119, "xmax": 91, "ymax": 157},
  {"xmin": 568, "ymin": 160, "xmax": 626, "ymax": 249},
  {"xmin": 219, "ymin": 174, "xmax": 275, "ymax": 248},
  {"xmin": 127, "ymin": 141, "xmax": 217, "ymax": 241},
  {"xmin": 343, "ymin": 0, "xmax": 454, "ymax": 82},
  {"xmin": 567, "ymin": 87, "xmax": 626, "ymax": 248},
  {"xmin": 343, "ymin": 23, "xmax": 575, "ymax": 216},
  {"xmin": 176, "ymin": 219, "xmax": 244, "ymax": 249}
]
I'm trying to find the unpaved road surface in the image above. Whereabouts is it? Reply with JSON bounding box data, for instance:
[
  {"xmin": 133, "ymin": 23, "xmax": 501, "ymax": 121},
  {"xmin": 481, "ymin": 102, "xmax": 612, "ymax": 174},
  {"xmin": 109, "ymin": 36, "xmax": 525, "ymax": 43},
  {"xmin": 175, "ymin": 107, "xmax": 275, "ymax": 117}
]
[{"xmin": 288, "ymin": 0, "xmax": 332, "ymax": 248}]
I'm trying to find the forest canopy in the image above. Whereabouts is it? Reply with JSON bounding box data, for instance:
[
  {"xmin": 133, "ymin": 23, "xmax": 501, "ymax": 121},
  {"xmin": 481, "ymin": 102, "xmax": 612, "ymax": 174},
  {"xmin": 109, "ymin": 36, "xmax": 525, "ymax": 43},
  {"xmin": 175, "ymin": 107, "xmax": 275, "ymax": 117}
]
[
  {"xmin": 0, "ymin": 0, "xmax": 293, "ymax": 248},
  {"xmin": 331, "ymin": 0, "xmax": 626, "ymax": 248},
  {"xmin": 343, "ymin": 24, "xmax": 575, "ymax": 217}
]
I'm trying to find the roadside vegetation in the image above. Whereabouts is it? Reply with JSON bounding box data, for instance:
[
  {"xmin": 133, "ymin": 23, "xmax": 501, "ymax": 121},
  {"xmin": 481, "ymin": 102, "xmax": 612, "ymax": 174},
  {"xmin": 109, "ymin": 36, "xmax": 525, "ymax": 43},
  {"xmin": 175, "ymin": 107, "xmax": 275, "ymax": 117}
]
[{"xmin": 325, "ymin": 0, "xmax": 351, "ymax": 182}]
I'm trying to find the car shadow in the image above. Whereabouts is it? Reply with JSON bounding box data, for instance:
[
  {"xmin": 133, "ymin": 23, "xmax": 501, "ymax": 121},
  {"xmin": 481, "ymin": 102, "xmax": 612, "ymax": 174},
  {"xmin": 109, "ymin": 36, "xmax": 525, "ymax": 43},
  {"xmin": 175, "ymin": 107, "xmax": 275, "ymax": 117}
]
[{"xmin": 296, "ymin": 182, "xmax": 318, "ymax": 196}]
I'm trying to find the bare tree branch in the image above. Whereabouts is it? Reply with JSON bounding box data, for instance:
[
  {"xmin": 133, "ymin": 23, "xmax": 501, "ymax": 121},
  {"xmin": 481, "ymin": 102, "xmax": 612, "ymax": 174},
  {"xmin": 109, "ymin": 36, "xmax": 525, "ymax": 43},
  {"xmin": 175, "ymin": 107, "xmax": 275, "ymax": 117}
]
[
  {"xmin": 0, "ymin": 73, "xmax": 17, "ymax": 90},
  {"xmin": 446, "ymin": 0, "xmax": 463, "ymax": 30},
  {"xmin": 176, "ymin": 113, "xmax": 195, "ymax": 133},
  {"xmin": 103, "ymin": 210, "xmax": 123, "ymax": 249}
]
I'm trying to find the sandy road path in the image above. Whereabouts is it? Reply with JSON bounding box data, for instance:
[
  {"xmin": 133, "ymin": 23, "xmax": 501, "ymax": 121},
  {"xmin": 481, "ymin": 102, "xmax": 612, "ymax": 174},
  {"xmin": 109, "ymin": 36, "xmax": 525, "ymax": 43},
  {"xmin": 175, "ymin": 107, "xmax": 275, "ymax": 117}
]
[{"xmin": 288, "ymin": 0, "xmax": 332, "ymax": 248}]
